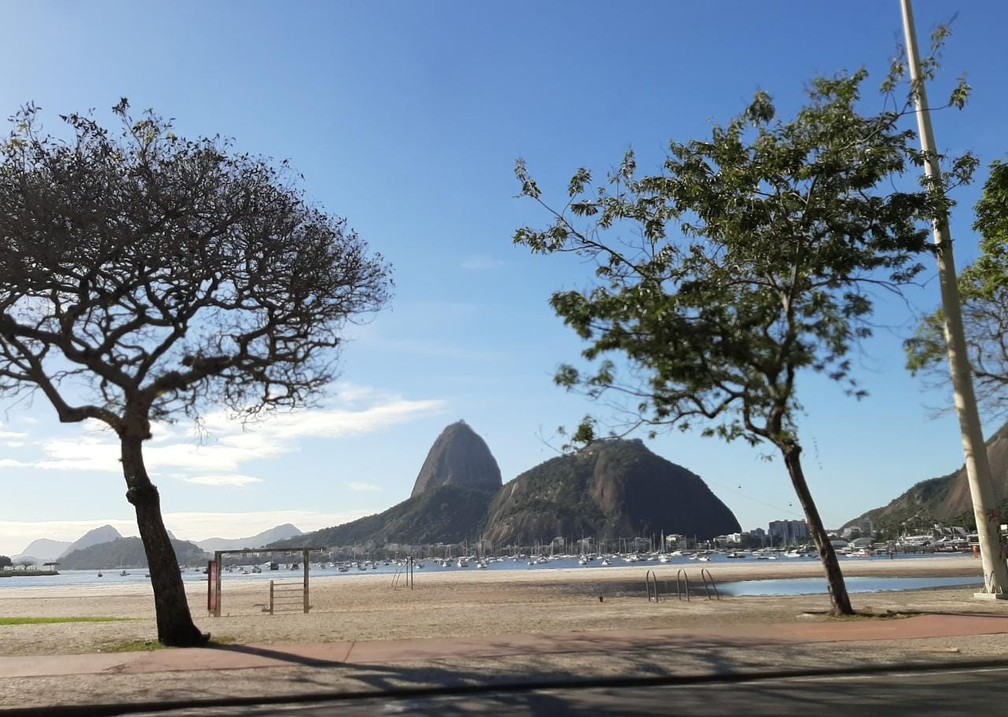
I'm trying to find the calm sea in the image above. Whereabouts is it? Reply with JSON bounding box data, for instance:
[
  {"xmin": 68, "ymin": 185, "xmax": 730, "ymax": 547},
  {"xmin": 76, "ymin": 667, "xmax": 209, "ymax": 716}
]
[{"xmin": 0, "ymin": 551, "xmax": 979, "ymax": 596}]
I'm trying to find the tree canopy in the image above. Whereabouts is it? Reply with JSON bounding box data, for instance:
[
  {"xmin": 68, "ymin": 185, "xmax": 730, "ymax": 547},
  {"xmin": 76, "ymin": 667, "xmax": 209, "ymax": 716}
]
[
  {"xmin": 0, "ymin": 101, "xmax": 392, "ymax": 428},
  {"xmin": 0, "ymin": 100, "xmax": 392, "ymax": 645},
  {"xmin": 906, "ymin": 160, "xmax": 1008, "ymax": 418},
  {"xmin": 515, "ymin": 70, "xmax": 942, "ymax": 616},
  {"xmin": 516, "ymin": 72, "xmax": 935, "ymax": 448}
]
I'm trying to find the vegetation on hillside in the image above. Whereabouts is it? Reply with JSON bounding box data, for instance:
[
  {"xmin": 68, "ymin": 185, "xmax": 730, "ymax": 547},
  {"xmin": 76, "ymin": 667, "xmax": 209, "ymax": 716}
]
[
  {"xmin": 275, "ymin": 485, "xmax": 497, "ymax": 549},
  {"xmin": 483, "ymin": 439, "xmax": 740, "ymax": 546},
  {"xmin": 846, "ymin": 418, "xmax": 1008, "ymax": 537},
  {"xmin": 58, "ymin": 537, "xmax": 209, "ymax": 571}
]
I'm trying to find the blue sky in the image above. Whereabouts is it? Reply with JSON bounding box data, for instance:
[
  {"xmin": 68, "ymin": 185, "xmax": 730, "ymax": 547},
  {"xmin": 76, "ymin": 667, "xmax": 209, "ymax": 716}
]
[{"xmin": 1, "ymin": 1, "xmax": 1006, "ymax": 556}]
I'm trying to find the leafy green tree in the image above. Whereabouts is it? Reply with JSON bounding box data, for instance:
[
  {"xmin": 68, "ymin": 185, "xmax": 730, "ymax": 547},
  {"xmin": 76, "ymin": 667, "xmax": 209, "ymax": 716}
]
[
  {"xmin": 0, "ymin": 554, "xmax": 11, "ymax": 569},
  {"xmin": 0, "ymin": 101, "xmax": 392, "ymax": 645},
  {"xmin": 907, "ymin": 161, "xmax": 1008, "ymax": 418},
  {"xmin": 515, "ymin": 71, "xmax": 941, "ymax": 616}
]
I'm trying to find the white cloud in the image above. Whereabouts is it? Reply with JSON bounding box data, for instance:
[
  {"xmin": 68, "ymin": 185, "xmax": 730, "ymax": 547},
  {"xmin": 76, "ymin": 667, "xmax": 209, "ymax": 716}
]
[
  {"xmin": 33, "ymin": 435, "xmax": 121, "ymax": 473},
  {"xmin": 182, "ymin": 474, "xmax": 263, "ymax": 487},
  {"xmin": 345, "ymin": 481, "xmax": 381, "ymax": 492},
  {"xmin": 5, "ymin": 385, "xmax": 446, "ymax": 480},
  {"xmin": 0, "ymin": 458, "xmax": 32, "ymax": 469},
  {"xmin": 327, "ymin": 382, "xmax": 383, "ymax": 407}
]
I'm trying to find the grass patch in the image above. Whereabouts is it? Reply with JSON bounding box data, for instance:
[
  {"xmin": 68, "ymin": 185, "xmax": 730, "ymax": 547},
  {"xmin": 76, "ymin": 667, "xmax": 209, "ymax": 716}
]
[
  {"xmin": 99, "ymin": 635, "xmax": 234, "ymax": 652},
  {"xmin": 0, "ymin": 616, "xmax": 128, "ymax": 626},
  {"xmin": 98, "ymin": 639, "xmax": 164, "ymax": 653}
]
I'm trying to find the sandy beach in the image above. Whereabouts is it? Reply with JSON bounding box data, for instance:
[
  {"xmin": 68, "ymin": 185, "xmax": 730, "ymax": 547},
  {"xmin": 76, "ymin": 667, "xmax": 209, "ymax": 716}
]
[{"xmin": 0, "ymin": 555, "xmax": 1000, "ymax": 658}]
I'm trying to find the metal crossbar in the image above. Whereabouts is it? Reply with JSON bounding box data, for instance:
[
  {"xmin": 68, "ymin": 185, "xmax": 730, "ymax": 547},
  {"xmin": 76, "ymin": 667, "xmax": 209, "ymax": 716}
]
[{"xmin": 267, "ymin": 580, "xmax": 310, "ymax": 614}]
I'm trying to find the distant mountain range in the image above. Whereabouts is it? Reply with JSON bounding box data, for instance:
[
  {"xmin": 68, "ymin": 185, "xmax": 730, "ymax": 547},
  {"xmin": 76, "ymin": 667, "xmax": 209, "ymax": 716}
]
[
  {"xmin": 14, "ymin": 525, "xmax": 124, "ymax": 563},
  {"xmin": 10, "ymin": 523, "xmax": 303, "ymax": 568},
  {"xmin": 196, "ymin": 524, "xmax": 303, "ymax": 553},
  {"xmin": 275, "ymin": 420, "xmax": 740, "ymax": 551},
  {"xmin": 14, "ymin": 538, "xmax": 71, "ymax": 563},
  {"xmin": 16, "ymin": 415, "xmax": 1006, "ymax": 566},
  {"xmin": 845, "ymin": 419, "xmax": 1008, "ymax": 535},
  {"xmin": 58, "ymin": 536, "xmax": 210, "ymax": 570}
]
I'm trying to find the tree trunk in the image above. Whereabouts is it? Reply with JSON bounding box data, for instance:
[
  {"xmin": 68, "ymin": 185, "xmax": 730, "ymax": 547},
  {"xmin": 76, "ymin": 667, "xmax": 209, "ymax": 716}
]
[
  {"xmin": 781, "ymin": 442, "xmax": 853, "ymax": 617},
  {"xmin": 121, "ymin": 434, "xmax": 209, "ymax": 647}
]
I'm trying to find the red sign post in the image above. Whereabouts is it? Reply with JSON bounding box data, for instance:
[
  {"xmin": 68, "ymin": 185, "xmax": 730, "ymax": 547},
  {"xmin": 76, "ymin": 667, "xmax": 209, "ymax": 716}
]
[{"xmin": 207, "ymin": 560, "xmax": 220, "ymax": 616}]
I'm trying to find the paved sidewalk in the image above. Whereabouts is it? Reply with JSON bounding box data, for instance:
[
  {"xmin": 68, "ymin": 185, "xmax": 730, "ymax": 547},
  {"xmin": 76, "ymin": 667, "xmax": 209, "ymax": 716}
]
[{"xmin": 3, "ymin": 612, "xmax": 1008, "ymax": 714}]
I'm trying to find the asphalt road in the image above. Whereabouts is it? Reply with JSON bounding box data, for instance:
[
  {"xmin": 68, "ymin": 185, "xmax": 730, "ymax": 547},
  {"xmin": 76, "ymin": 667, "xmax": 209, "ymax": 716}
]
[{"xmin": 125, "ymin": 665, "xmax": 1008, "ymax": 716}]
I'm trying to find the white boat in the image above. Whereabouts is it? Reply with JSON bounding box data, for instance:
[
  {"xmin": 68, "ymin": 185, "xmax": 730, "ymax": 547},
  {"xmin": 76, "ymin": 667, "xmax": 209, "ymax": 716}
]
[{"xmin": 846, "ymin": 548, "xmax": 873, "ymax": 558}]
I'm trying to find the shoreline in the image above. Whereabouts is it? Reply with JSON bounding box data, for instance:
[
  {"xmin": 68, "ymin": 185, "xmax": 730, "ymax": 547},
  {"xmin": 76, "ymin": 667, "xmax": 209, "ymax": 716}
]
[
  {"xmin": 0, "ymin": 553, "xmax": 985, "ymax": 599},
  {"xmin": 0, "ymin": 554, "xmax": 999, "ymax": 659}
]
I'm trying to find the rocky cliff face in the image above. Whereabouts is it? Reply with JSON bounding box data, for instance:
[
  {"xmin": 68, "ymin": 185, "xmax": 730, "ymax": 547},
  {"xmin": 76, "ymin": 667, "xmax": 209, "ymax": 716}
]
[
  {"xmin": 282, "ymin": 421, "xmax": 503, "ymax": 548},
  {"xmin": 410, "ymin": 420, "xmax": 503, "ymax": 498},
  {"xmin": 482, "ymin": 438, "xmax": 740, "ymax": 545}
]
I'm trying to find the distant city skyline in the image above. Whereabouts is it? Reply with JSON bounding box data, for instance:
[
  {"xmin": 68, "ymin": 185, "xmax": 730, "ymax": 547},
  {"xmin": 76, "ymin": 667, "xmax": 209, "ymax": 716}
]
[{"xmin": 3, "ymin": 1, "xmax": 1008, "ymax": 557}]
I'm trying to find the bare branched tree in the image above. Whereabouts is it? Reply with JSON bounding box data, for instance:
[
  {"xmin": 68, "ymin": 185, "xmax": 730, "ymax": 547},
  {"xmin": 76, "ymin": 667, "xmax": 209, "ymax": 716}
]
[{"xmin": 0, "ymin": 101, "xmax": 392, "ymax": 645}]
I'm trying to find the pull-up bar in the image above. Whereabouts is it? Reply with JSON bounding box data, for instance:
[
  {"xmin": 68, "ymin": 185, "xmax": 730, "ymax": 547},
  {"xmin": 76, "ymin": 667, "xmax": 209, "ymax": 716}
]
[{"xmin": 207, "ymin": 547, "xmax": 325, "ymax": 617}]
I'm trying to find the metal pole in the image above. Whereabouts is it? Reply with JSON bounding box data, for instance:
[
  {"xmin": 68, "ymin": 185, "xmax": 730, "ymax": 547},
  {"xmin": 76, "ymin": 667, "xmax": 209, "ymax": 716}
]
[
  {"xmin": 900, "ymin": 0, "xmax": 1008, "ymax": 596},
  {"xmin": 303, "ymin": 548, "xmax": 310, "ymax": 613},
  {"xmin": 214, "ymin": 551, "xmax": 222, "ymax": 617}
]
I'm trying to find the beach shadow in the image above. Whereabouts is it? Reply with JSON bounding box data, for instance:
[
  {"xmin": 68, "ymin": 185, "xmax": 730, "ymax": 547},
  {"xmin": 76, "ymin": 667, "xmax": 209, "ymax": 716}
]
[
  {"xmin": 33, "ymin": 633, "xmax": 965, "ymax": 716},
  {"xmin": 201, "ymin": 632, "xmax": 808, "ymax": 693},
  {"xmin": 207, "ymin": 642, "xmax": 347, "ymax": 668}
]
